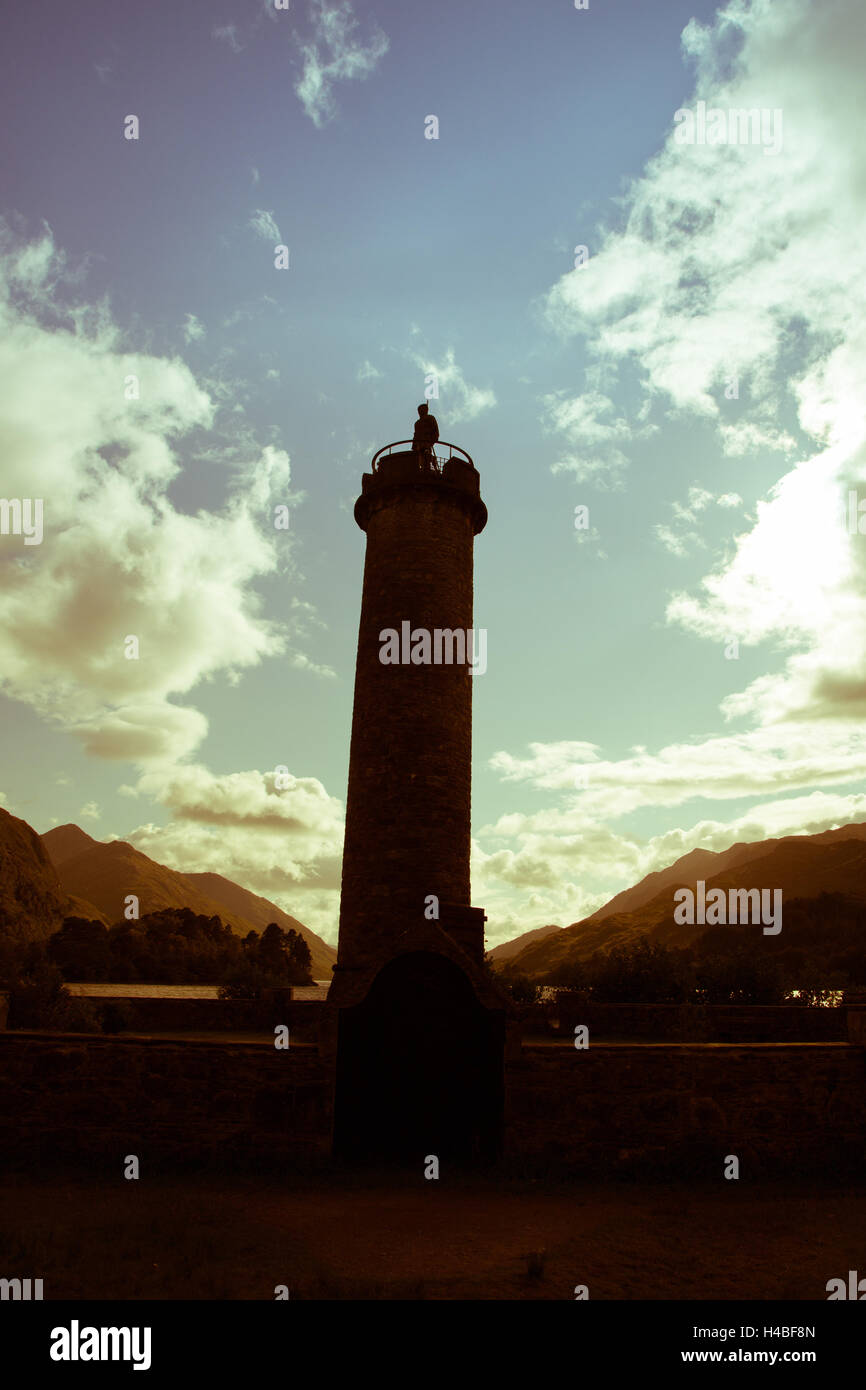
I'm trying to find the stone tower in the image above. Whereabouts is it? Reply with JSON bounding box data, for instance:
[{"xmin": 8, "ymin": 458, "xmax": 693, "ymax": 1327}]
[{"xmin": 329, "ymin": 436, "xmax": 505, "ymax": 1163}]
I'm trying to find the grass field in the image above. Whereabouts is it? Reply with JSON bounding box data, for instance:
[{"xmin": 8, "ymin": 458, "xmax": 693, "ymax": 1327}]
[{"xmin": 1, "ymin": 1171, "xmax": 862, "ymax": 1300}]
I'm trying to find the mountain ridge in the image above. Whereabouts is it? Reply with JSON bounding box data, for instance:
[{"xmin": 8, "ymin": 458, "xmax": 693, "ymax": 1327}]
[
  {"xmin": 505, "ymin": 821, "xmax": 866, "ymax": 978},
  {"xmin": 39, "ymin": 822, "xmax": 336, "ymax": 978}
]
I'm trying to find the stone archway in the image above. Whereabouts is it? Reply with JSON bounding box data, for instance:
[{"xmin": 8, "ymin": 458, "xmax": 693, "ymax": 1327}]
[{"xmin": 333, "ymin": 951, "xmax": 504, "ymax": 1165}]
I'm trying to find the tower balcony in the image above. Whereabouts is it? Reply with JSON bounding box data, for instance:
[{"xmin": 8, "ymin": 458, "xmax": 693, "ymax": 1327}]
[
  {"xmin": 356, "ymin": 441, "xmax": 487, "ymax": 534},
  {"xmin": 371, "ymin": 439, "xmax": 476, "ymax": 474}
]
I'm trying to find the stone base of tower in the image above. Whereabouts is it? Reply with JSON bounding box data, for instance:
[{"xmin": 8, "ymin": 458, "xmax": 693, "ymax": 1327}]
[{"xmin": 324, "ymin": 917, "xmax": 507, "ymax": 1165}]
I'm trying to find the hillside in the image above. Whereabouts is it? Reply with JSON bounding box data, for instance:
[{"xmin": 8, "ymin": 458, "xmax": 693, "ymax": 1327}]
[
  {"xmin": 41, "ymin": 824, "xmax": 336, "ymax": 978},
  {"xmin": 510, "ymin": 823, "xmax": 866, "ymax": 979},
  {"xmin": 488, "ymin": 924, "xmax": 562, "ymax": 963},
  {"xmin": 41, "ymin": 823, "xmax": 98, "ymax": 869},
  {"xmin": 585, "ymin": 820, "xmax": 866, "ymax": 925},
  {"xmin": 185, "ymin": 872, "xmax": 335, "ymax": 978},
  {"xmin": 0, "ymin": 807, "xmax": 70, "ymax": 941}
]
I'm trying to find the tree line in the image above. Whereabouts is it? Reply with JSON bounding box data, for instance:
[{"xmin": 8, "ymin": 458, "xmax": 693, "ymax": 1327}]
[
  {"xmin": 47, "ymin": 909, "xmax": 313, "ymax": 987},
  {"xmin": 0, "ymin": 909, "xmax": 314, "ymax": 1031}
]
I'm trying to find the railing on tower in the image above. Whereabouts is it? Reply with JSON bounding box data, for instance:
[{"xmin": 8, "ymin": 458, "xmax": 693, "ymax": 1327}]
[{"xmin": 371, "ymin": 440, "xmax": 475, "ymax": 474}]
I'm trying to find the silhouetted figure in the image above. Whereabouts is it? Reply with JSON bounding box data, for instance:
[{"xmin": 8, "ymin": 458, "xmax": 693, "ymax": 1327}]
[{"xmin": 412, "ymin": 402, "xmax": 439, "ymax": 471}]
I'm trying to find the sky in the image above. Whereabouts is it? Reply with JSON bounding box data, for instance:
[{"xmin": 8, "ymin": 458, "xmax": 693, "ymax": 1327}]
[{"xmin": 1, "ymin": 0, "xmax": 866, "ymax": 949}]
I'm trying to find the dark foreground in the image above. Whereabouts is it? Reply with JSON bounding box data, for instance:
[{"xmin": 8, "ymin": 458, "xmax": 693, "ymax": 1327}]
[{"xmin": 1, "ymin": 1172, "xmax": 862, "ymax": 1300}]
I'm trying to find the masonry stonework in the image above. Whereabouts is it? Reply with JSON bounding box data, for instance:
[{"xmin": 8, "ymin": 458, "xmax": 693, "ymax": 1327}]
[
  {"xmin": 328, "ymin": 445, "xmax": 506, "ymax": 1162},
  {"xmin": 2, "ymin": 1033, "xmax": 863, "ymax": 1177}
]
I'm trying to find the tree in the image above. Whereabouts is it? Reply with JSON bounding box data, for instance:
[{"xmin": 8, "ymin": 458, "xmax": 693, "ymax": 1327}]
[
  {"xmin": 7, "ymin": 955, "xmax": 100, "ymax": 1032},
  {"xmin": 253, "ymin": 922, "xmax": 314, "ymax": 985},
  {"xmin": 588, "ymin": 939, "xmax": 689, "ymax": 1003},
  {"xmin": 502, "ymin": 972, "xmax": 539, "ymax": 1004},
  {"xmin": 693, "ymin": 950, "xmax": 785, "ymax": 1005},
  {"xmin": 48, "ymin": 917, "xmax": 110, "ymax": 980},
  {"xmin": 257, "ymin": 922, "xmax": 289, "ymax": 979},
  {"xmin": 283, "ymin": 928, "xmax": 313, "ymax": 985},
  {"xmin": 548, "ymin": 958, "xmax": 590, "ymax": 993}
]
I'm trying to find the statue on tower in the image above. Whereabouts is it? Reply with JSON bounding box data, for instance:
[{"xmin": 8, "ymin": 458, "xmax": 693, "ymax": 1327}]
[{"xmin": 412, "ymin": 402, "xmax": 439, "ymax": 472}]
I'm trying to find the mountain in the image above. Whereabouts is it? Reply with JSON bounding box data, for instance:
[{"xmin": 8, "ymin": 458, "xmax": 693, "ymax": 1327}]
[
  {"xmin": 584, "ymin": 820, "xmax": 866, "ymax": 925},
  {"xmin": 0, "ymin": 807, "xmax": 70, "ymax": 941},
  {"xmin": 488, "ymin": 924, "xmax": 562, "ymax": 963},
  {"xmin": 41, "ymin": 823, "xmax": 98, "ymax": 869},
  {"xmin": 184, "ymin": 872, "xmax": 334, "ymax": 978},
  {"xmin": 509, "ymin": 822, "xmax": 866, "ymax": 979},
  {"xmin": 40, "ymin": 824, "xmax": 336, "ymax": 978}
]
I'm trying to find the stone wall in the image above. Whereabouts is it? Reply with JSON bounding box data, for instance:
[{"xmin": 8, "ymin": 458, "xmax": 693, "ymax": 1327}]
[
  {"xmin": 529, "ymin": 1001, "xmax": 849, "ymax": 1043},
  {"xmin": 1, "ymin": 1031, "xmax": 863, "ymax": 1176},
  {"xmin": 57, "ymin": 996, "xmax": 323, "ymax": 1041},
  {"xmin": 506, "ymin": 1042, "xmax": 866, "ymax": 1176},
  {"xmin": 0, "ymin": 1032, "xmax": 331, "ymax": 1171}
]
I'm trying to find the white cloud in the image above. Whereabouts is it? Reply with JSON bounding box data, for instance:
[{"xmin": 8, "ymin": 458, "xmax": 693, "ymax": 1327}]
[
  {"xmin": 212, "ymin": 24, "xmax": 243, "ymax": 54},
  {"xmin": 655, "ymin": 484, "xmax": 746, "ymax": 555},
  {"xmin": 478, "ymin": 711, "xmax": 866, "ymax": 939},
  {"xmin": 572, "ymin": 524, "xmax": 607, "ymax": 559},
  {"xmin": 182, "ymin": 313, "xmax": 205, "ymax": 344},
  {"xmin": 540, "ymin": 0, "xmax": 866, "ymax": 733},
  {"xmin": 409, "ymin": 346, "xmax": 496, "ymax": 425},
  {"xmin": 0, "ymin": 223, "xmax": 294, "ymax": 768},
  {"xmin": 126, "ymin": 763, "xmax": 345, "ymax": 938},
  {"xmin": 719, "ymin": 419, "xmax": 797, "ymax": 457},
  {"xmin": 0, "ymin": 223, "xmax": 349, "ymax": 934},
  {"xmin": 489, "ymin": 724, "xmax": 866, "ymax": 821},
  {"xmin": 357, "ymin": 359, "xmax": 382, "ymax": 382},
  {"xmin": 476, "ymin": 781, "xmax": 866, "ymax": 942},
  {"xmin": 542, "ymin": 389, "xmax": 653, "ymax": 487},
  {"xmin": 544, "ymin": 0, "xmax": 866, "ymax": 501},
  {"xmin": 295, "ymin": 0, "xmax": 389, "ymax": 129},
  {"xmin": 290, "ymin": 651, "xmax": 337, "ymax": 679},
  {"xmin": 248, "ymin": 209, "xmax": 282, "ymax": 243}
]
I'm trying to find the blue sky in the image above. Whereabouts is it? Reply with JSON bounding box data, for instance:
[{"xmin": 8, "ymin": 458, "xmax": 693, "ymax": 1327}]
[{"xmin": 2, "ymin": 0, "xmax": 866, "ymax": 946}]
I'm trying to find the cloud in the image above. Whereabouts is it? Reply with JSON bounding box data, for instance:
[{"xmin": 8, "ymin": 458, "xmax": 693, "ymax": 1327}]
[
  {"xmin": 572, "ymin": 523, "xmax": 607, "ymax": 559},
  {"xmin": 212, "ymin": 24, "xmax": 243, "ymax": 54},
  {"xmin": 489, "ymin": 724, "xmax": 866, "ymax": 820},
  {"xmin": 0, "ymin": 223, "xmax": 349, "ymax": 933},
  {"xmin": 357, "ymin": 359, "xmax": 382, "ymax": 382},
  {"xmin": 126, "ymin": 763, "xmax": 345, "ymax": 937},
  {"xmin": 289, "ymin": 652, "xmax": 337, "ymax": 679},
  {"xmin": 0, "ymin": 222, "xmax": 294, "ymax": 768},
  {"xmin": 539, "ymin": 0, "xmax": 866, "ymax": 730},
  {"xmin": 476, "ymin": 782, "xmax": 866, "ymax": 943},
  {"xmin": 475, "ymin": 718, "xmax": 866, "ymax": 936},
  {"xmin": 542, "ymin": 389, "xmax": 654, "ymax": 487},
  {"xmin": 182, "ymin": 313, "xmax": 205, "ymax": 344},
  {"xmin": 654, "ymin": 484, "xmax": 745, "ymax": 556},
  {"xmin": 409, "ymin": 347, "xmax": 496, "ymax": 425},
  {"xmin": 544, "ymin": 0, "xmax": 866, "ymax": 474},
  {"xmin": 248, "ymin": 209, "xmax": 282, "ymax": 243},
  {"xmin": 294, "ymin": 0, "xmax": 389, "ymax": 129}
]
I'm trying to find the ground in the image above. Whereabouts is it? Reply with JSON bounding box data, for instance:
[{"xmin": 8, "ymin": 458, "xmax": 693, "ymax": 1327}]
[{"xmin": 1, "ymin": 1172, "xmax": 861, "ymax": 1299}]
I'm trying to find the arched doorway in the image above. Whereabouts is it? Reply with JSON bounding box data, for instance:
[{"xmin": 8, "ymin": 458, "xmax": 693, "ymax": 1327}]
[{"xmin": 333, "ymin": 952, "xmax": 504, "ymax": 1165}]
